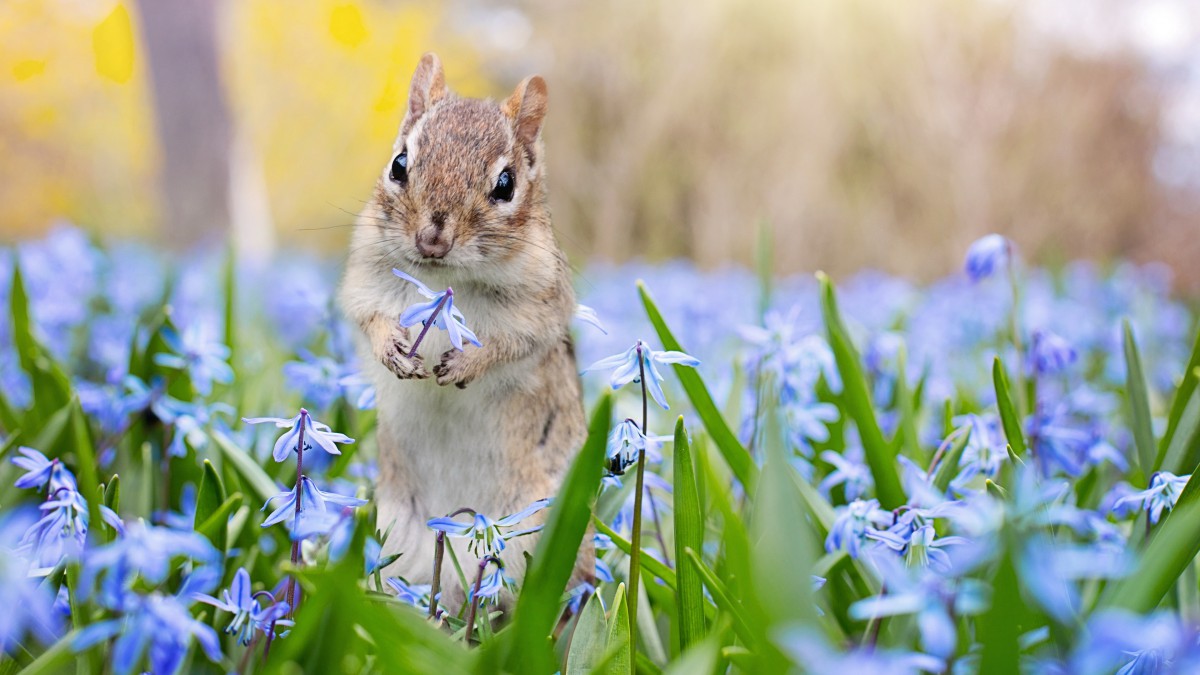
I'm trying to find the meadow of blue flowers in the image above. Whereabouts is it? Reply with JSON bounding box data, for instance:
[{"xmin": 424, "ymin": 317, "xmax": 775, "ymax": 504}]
[{"xmin": 1, "ymin": 224, "xmax": 1199, "ymax": 674}]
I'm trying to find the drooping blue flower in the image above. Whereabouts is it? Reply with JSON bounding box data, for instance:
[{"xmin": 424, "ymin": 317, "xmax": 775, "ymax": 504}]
[
  {"xmin": 825, "ymin": 499, "xmax": 893, "ymax": 559},
  {"xmin": 818, "ymin": 448, "xmax": 873, "ymax": 501},
  {"xmin": 192, "ymin": 568, "xmax": 292, "ymax": 645},
  {"xmin": 385, "ymin": 576, "xmax": 438, "ymax": 613},
  {"xmin": 0, "ymin": 509, "xmax": 62, "ymax": 655},
  {"xmin": 392, "ymin": 268, "xmax": 482, "ymax": 350},
  {"xmin": 605, "ymin": 419, "xmax": 671, "ymax": 475},
  {"xmin": 73, "ymin": 589, "xmax": 223, "ymax": 675},
  {"xmin": 1018, "ymin": 535, "xmax": 1132, "ymax": 624},
  {"xmin": 776, "ymin": 626, "xmax": 945, "ymax": 675},
  {"xmin": 12, "ymin": 446, "xmax": 59, "ymax": 491},
  {"xmin": 153, "ymin": 324, "xmax": 234, "ymax": 396},
  {"xmin": 963, "ymin": 234, "xmax": 1013, "ymax": 282},
  {"xmin": 283, "ymin": 352, "xmax": 353, "ymax": 410},
  {"xmin": 582, "ymin": 339, "xmax": 700, "ymax": 409},
  {"xmin": 867, "ymin": 523, "xmax": 969, "ymax": 573},
  {"xmin": 427, "ymin": 499, "xmax": 551, "ymax": 558},
  {"xmin": 470, "ymin": 565, "xmax": 512, "ymax": 605},
  {"xmin": 1028, "ymin": 329, "xmax": 1077, "ymax": 376},
  {"xmin": 261, "ymin": 476, "xmax": 368, "ymax": 531},
  {"xmin": 1072, "ymin": 610, "xmax": 1200, "ymax": 675},
  {"xmin": 14, "ymin": 460, "xmax": 124, "ymax": 571},
  {"xmin": 1113, "ymin": 471, "xmax": 1190, "ymax": 525},
  {"xmin": 574, "ymin": 304, "xmax": 608, "ymax": 334},
  {"xmin": 243, "ymin": 409, "xmax": 355, "ymax": 463},
  {"xmin": 151, "ymin": 396, "xmax": 234, "ymax": 458}
]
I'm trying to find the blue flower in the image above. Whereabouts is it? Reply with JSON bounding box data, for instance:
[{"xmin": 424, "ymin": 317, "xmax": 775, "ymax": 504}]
[
  {"xmin": 153, "ymin": 324, "xmax": 234, "ymax": 396},
  {"xmin": 605, "ymin": 419, "xmax": 671, "ymax": 475},
  {"xmin": 867, "ymin": 523, "xmax": 970, "ymax": 573},
  {"xmin": 73, "ymin": 590, "xmax": 223, "ymax": 675},
  {"xmin": 582, "ymin": 339, "xmax": 700, "ymax": 409},
  {"xmin": 192, "ymin": 568, "xmax": 292, "ymax": 645},
  {"xmin": 12, "ymin": 446, "xmax": 58, "ymax": 491},
  {"xmin": 1018, "ymin": 536, "xmax": 1132, "ymax": 623},
  {"xmin": 0, "ymin": 510, "xmax": 62, "ymax": 654},
  {"xmin": 1113, "ymin": 471, "xmax": 1190, "ymax": 525},
  {"xmin": 818, "ymin": 448, "xmax": 873, "ymax": 501},
  {"xmin": 964, "ymin": 234, "xmax": 1013, "ymax": 282},
  {"xmin": 261, "ymin": 476, "xmax": 368, "ymax": 531},
  {"xmin": 1072, "ymin": 610, "xmax": 1200, "ymax": 675},
  {"xmin": 1028, "ymin": 329, "xmax": 1077, "ymax": 376},
  {"xmin": 151, "ymin": 396, "xmax": 234, "ymax": 458},
  {"xmin": 574, "ymin": 304, "xmax": 608, "ymax": 334},
  {"xmin": 825, "ymin": 499, "xmax": 892, "ymax": 559},
  {"xmin": 79, "ymin": 522, "xmax": 218, "ymax": 608},
  {"xmin": 470, "ymin": 565, "xmax": 513, "ymax": 605},
  {"xmin": 776, "ymin": 627, "xmax": 945, "ymax": 675},
  {"xmin": 243, "ymin": 409, "xmax": 355, "ymax": 463},
  {"xmin": 283, "ymin": 352, "xmax": 352, "ymax": 410},
  {"xmin": 385, "ymin": 576, "xmax": 438, "ymax": 612},
  {"xmin": 427, "ymin": 499, "xmax": 551, "ymax": 558},
  {"xmin": 392, "ymin": 268, "xmax": 482, "ymax": 350}
]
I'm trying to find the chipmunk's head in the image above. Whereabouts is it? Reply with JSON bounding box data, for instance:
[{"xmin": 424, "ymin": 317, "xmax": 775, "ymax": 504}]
[{"xmin": 374, "ymin": 53, "xmax": 551, "ymax": 273}]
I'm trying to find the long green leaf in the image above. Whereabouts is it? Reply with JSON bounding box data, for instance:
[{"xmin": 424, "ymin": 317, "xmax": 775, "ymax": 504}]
[
  {"xmin": 992, "ymin": 358, "xmax": 1027, "ymax": 457},
  {"xmin": 1161, "ymin": 328, "xmax": 1200, "ymax": 456},
  {"xmin": 210, "ymin": 429, "xmax": 278, "ymax": 505},
  {"xmin": 977, "ymin": 531, "xmax": 1023, "ymax": 675},
  {"xmin": 15, "ymin": 631, "xmax": 78, "ymax": 675},
  {"xmin": 500, "ymin": 394, "xmax": 611, "ymax": 674},
  {"xmin": 604, "ymin": 584, "xmax": 633, "ymax": 675},
  {"xmin": 197, "ymin": 493, "xmax": 242, "ymax": 553},
  {"xmin": 931, "ymin": 427, "xmax": 972, "ymax": 494},
  {"xmin": 1123, "ymin": 320, "xmax": 1157, "ymax": 481},
  {"xmin": 1101, "ymin": 470, "xmax": 1200, "ymax": 612},
  {"xmin": 9, "ymin": 262, "xmax": 72, "ymax": 427},
  {"xmin": 1156, "ymin": 388, "xmax": 1200, "ymax": 475},
  {"xmin": 638, "ymin": 281, "xmax": 757, "ymax": 492},
  {"xmin": 68, "ymin": 400, "xmax": 104, "ymax": 547},
  {"xmin": 194, "ymin": 459, "xmax": 227, "ymax": 530},
  {"xmin": 672, "ymin": 417, "xmax": 707, "ymax": 651},
  {"xmin": 566, "ymin": 593, "xmax": 609, "ymax": 675},
  {"xmin": 683, "ymin": 548, "xmax": 756, "ymax": 649},
  {"xmin": 817, "ymin": 273, "xmax": 904, "ymax": 508}
]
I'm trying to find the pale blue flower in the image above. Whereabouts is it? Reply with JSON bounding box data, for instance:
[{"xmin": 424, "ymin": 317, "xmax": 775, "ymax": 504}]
[
  {"xmin": 1018, "ymin": 536, "xmax": 1132, "ymax": 623},
  {"xmin": 1028, "ymin": 329, "xmax": 1077, "ymax": 376},
  {"xmin": 818, "ymin": 448, "xmax": 872, "ymax": 501},
  {"xmin": 1113, "ymin": 471, "xmax": 1190, "ymax": 525},
  {"xmin": 605, "ymin": 419, "xmax": 671, "ymax": 475},
  {"xmin": 151, "ymin": 397, "xmax": 234, "ymax": 458},
  {"xmin": 574, "ymin": 304, "xmax": 608, "ymax": 334},
  {"xmin": 582, "ymin": 339, "xmax": 700, "ymax": 409},
  {"xmin": 261, "ymin": 476, "xmax": 367, "ymax": 530},
  {"xmin": 826, "ymin": 499, "xmax": 892, "ymax": 559},
  {"xmin": 0, "ymin": 510, "xmax": 62, "ymax": 654},
  {"xmin": 867, "ymin": 523, "xmax": 970, "ymax": 573},
  {"xmin": 776, "ymin": 626, "xmax": 945, "ymax": 675},
  {"xmin": 427, "ymin": 499, "xmax": 550, "ymax": 558},
  {"xmin": 74, "ymin": 590, "xmax": 222, "ymax": 675},
  {"xmin": 192, "ymin": 568, "xmax": 292, "ymax": 645},
  {"xmin": 79, "ymin": 522, "xmax": 218, "ymax": 608},
  {"xmin": 1072, "ymin": 611, "xmax": 1200, "ymax": 675},
  {"xmin": 392, "ymin": 268, "xmax": 481, "ymax": 350},
  {"xmin": 153, "ymin": 324, "xmax": 234, "ymax": 396},
  {"xmin": 964, "ymin": 234, "xmax": 1013, "ymax": 282},
  {"xmin": 385, "ymin": 576, "xmax": 437, "ymax": 613},
  {"xmin": 243, "ymin": 409, "xmax": 355, "ymax": 463},
  {"xmin": 470, "ymin": 565, "xmax": 512, "ymax": 604},
  {"xmin": 12, "ymin": 446, "xmax": 59, "ymax": 491}
]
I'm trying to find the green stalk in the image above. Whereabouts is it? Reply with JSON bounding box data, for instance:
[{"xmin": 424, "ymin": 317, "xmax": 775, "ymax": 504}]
[{"xmin": 626, "ymin": 344, "xmax": 649, "ymax": 672}]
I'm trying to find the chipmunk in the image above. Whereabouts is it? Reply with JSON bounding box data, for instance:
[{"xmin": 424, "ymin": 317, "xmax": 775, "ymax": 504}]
[{"xmin": 338, "ymin": 53, "xmax": 589, "ymax": 606}]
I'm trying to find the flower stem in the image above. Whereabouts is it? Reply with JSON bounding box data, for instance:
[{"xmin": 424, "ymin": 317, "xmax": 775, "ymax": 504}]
[
  {"xmin": 407, "ymin": 289, "xmax": 453, "ymax": 358},
  {"xmin": 429, "ymin": 531, "xmax": 446, "ymax": 620},
  {"xmin": 627, "ymin": 343, "xmax": 648, "ymax": 669},
  {"xmin": 464, "ymin": 556, "xmax": 496, "ymax": 643},
  {"xmin": 285, "ymin": 409, "xmax": 308, "ymax": 620}
]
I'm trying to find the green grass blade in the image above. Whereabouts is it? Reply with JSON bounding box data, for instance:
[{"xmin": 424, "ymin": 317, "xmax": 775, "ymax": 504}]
[
  {"xmin": 1156, "ymin": 388, "xmax": 1200, "ymax": 475},
  {"xmin": 196, "ymin": 493, "xmax": 242, "ymax": 553},
  {"xmin": 817, "ymin": 273, "xmax": 904, "ymax": 508},
  {"xmin": 194, "ymin": 459, "xmax": 227, "ymax": 529},
  {"xmin": 672, "ymin": 417, "xmax": 707, "ymax": 651},
  {"xmin": 638, "ymin": 281, "xmax": 757, "ymax": 492},
  {"xmin": 566, "ymin": 592, "xmax": 609, "ymax": 675},
  {"xmin": 1123, "ymin": 320, "xmax": 1157, "ymax": 481},
  {"xmin": 502, "ymin": 393, "xmax": 611, "ymax": 674},
  {"xmin": 9, "ymin": 262, "xmax": 73, "ymax": 426},
  {"xmin": 103, "ymin": 474, "xmax": 120, "ymax": 512},
  {"xmin": 211, "ymin": 429, "xmax": 279, "ymax": 505},
  {"xmin": 68, "ymin": 400, "xmax": 104, "ymax": 547},
  {"xmin": 1101, "ymin": 470, "xmax": 1200, "ymax": 612},
  {"xmin": 931, "ymin": 428, "xmax": 972, "ymax": 494},
  {"xmin": 1161, "ymin": 328, "xmax": 1200, "ymax": 457},
  {"xmin": 992, "ymin": 358, "xmax": 1027, "ymax": 457},
  {"xmin": 604, "ymin": 584, "xmax": 632, "ymax": 675},
  {"xmin": 977, "ymin": 531, "xmax": 1023, "ymax": 675}
]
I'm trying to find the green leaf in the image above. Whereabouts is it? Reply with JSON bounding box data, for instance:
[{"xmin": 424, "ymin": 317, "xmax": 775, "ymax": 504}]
[
  {"xmin": 977, "ymin": 531, "xmax": 1024, "ymax": 675},
  {"xmin": 15, "ymin": 631, "xmax": 79, "ymax": 675},
  {"xmin": 604, "ymin": 584, "xmax": 633, "ymax": 675},
  {"xmin": 68, "ymin": 400, "xmax": 104, "ymax": 547},
  {"xmin": 893, "ymin": 345, "xmax": 923, "ymax": 462},
  {"xmin": 817, "ymin": 273, "xmax": 904, "ymax": 508},
  {"xmin": 565, "ymin": 592, "xmax": 609, "ymax": 675},
  {"xmin": 1101, "ymin": 470, "xmax": 1200, "ymax": 613},
  {"xmin": 662, "ymin": 638, "xmax": 719, "ymax": 675},
  {"xmin": 103, "ymin": 474, "xmax": 120, "ymax": 512},
  {"xmin": 672, "ymin": 417, "xmax": 707, "ymax": 651},
  {"xmin": 500, "ymin": 393, "xmax": 611, "ymax": 674},
  {"xmin": 196, "ymin": 493, "xmax": 243, "ymax": 553},
  {"xmin": 1124, "ymin": 320, "xmax": 1157, "ymax": 481},
  {"xmin": 638, "ymin": 281, "xmax": 757, "ymax": 492},
  {"xmin": 194, "ymin": 459, "xmax": 227, "ymax": 530},
  {"xmin": 993, "ymin": 358, "xmax": 1027, "ymax": 457},
  {"xmin": 1156, "ymin": 388, "xmax": 1200, "ymax": 476},
  {"xmin": 683, "ymin": 548, "xmax": 756, "ymax": 649},
  {"xmin": 931, "ymin": 427, "xmax": 972, "ymax": 494},
  {"xmin": 794, "ymin": 469, "xmax": 836, "ymax": 536},
  {"xmin": 222, "ymin": 241, "xmax": 237, "ymax": 356},
  {"xmin": 1161, "ymin": 328, "xmax": 1200, "ymax": 457},
  {"xmin": 593, "ymin": 517, "xmax": 676, "ymax": 589},
  {"xmin": 210, "ymin": 429, "xmax": 278, "ymax": 505},
  {"xmin": 9, "ymin": 261, "xmax": 73, "ymax": 427}
]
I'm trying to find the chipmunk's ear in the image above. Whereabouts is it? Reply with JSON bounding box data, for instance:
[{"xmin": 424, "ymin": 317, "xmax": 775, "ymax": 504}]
[
  {"xmin": 503, "ymin": 75, "xmax": 548, "ymax": 150},
  {"xmin": 407, "ymin": 53, "xmax": 447, "ymax": 121}
]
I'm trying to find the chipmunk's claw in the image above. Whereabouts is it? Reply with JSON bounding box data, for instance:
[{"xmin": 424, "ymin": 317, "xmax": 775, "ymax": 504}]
[
  {"xmin": 434, "ymin": 349, "xmax": 473, "ymax": 388},
  {"xmin": 382, "ymin": 335, "xmax": 429, "ymax": 380}
]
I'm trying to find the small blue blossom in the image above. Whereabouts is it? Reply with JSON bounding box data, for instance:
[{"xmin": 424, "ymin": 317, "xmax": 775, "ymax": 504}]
[
  {"xmin": 153, "ymin": 324, "xmax": 234, "ymax": 396},
  {"xmin": 283, "ymin": 352, "xmax": 352, "ymax": 410},
  {"xmin": 243, "ymin": 409, "xmax": 355, "ymax": 462},
  {"xmin": 386, "ymin": 576, "xmax": 440, "ymax": 616},
  {"xmin": 1028, "ymin": 329, "xmax": 1077, "ymax": 376},
  {"xmin": 79, "ymin": 522, "xmax": 218, "ymax": 608},
  {"xmin": 825, "ymin": 499, "xmax": 892, "ymax": 559},
  {"xmin": 151, "ymin": 396, "xmax": 234, "ymax": 458},
  {"xmin": 582, "ymin": 339, "xmax": 700, "ymax": 409},
  {"xmin": 867, "ymin": 523, "xmax": 969, "ymax": 573},
  {"xmin": 0, "ymin": 510, "xmax": 62, "ymax": 654},
  {"xmin": 192, "ymin": 568, "xmax": 292, "ymax": 645},
  {"xmin": 392, "ymin": 268, "xmax": 482, "ymax": 350},
  {"xmin": 605, "ymin": 419, "xmax": 671, "ymax": 475},
  {"xmin": 470, "ymin": 565, "xmax": 513, "ymax": 605},
  {"xmin": 427, "ymin": 499, "xmax": 550, "ymax": 558},
  {"xmin": 818, "ymin": 448, "xmax": 873, "ymax": 501},
  {"xmin": 777, "ymin": 627, "xmax": 945, "ymax": 675},
  {"xmin": 73, "ymin": 589, "xmax": 223, "ymax": 675},
  {"xmin": 963, "ymin": 233, "xmax": 1013, "ymax": 282},
  {"xmin": 574, "ymin": 304, "xmax": 608, "ymax": 334},
  {"xmin": 12, "ymin": 446, "xmax": 59, "ymax": 490},
  {"xmin": 1113, "ymin": 471, "xmax": 1190, "ymax": 525},
  {"xmin": 261, "ymin": 476, "xmax": 368, "ymax": 531}
]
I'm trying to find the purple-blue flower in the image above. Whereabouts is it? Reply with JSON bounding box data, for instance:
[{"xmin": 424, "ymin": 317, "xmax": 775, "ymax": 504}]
[
  {"xmin": 392, "ymin": 268, "xmax": 481, "ymax": 351},
  {"xmin": 427, "ymin": 499, "xmax": 550, "ymax": 558},
  {"xmin": 964, "ymin": 234, "xmax": 1013, "ymax": 282},
  {"xmin": 825, "ymin": 499, "xmax": 892, "ymax": 559},
  {"xmin": 192, "ymin": 567, "xmax": 292, "ymax": 645},
  {"xmin": 153, "ymin": 324, "xmax": 234, "ymax": 396},
  {"xmin": 74, "ymin": 590, "xmax": 223, "ymax": 675},
  {"xmin": 243, "ymin": 409, "xmax": 355, "ymax": 462},
  {"xmin": 1028, "ymin": 329, "xmax": 1077, "ymax": 376},
  {"xmin": 582, "ymin": 339, "xmax": 700, "ymax": 409},
  {"xmin": 1113, "ymin": 471, "xmax": 1190, "ymax": 525},
  {"xmin": 0, "ymin": 510, "xmax": 62, "ymax": 654},
  {"xmin": 261, "ymin": 476, "xmax": 367, "ymax": 530},
  {"xmin": 79, "ymin": 522, "xmax": 218, "ymax": 608}
]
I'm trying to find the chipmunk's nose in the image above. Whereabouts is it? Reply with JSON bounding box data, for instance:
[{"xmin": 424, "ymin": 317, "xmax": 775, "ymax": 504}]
[{"xmin": 416, "ymin": 225, "xmax": 452, "ymax": 259}]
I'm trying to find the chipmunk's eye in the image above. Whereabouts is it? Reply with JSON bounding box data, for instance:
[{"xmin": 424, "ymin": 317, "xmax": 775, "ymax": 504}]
[
  {"xmin": 490, "ymin": 168, "xmax": 514, "ymax": 203},
  {"xmin": 390, "ymin": 151, "xmax": 408, "ymax": 185}
]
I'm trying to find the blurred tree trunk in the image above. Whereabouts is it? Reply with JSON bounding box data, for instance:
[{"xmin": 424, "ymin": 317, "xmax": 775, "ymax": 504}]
[{"xmin": 136, "ymin": 0, "xmax": 232, "ymax": 249}]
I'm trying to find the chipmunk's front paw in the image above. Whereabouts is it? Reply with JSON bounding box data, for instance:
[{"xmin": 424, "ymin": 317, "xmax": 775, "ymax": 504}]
[
  {"xmin": 434, "ymin": 349, "xmax": 474, "ymax": 389},
  {"xmin": 379, "ymin": 327, "xmax": 429, "ymax": 380}
]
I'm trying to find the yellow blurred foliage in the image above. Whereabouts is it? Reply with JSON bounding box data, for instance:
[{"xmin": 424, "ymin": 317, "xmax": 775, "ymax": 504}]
[{"xmin": 0, "ymin": 0, "xmax": 487, "ymax": 247}]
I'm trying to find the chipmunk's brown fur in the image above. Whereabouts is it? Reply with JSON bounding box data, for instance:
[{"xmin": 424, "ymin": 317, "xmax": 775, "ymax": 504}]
[{"xmin": 338, "ymin": 53, "xmax": 589, "ymax": 607}]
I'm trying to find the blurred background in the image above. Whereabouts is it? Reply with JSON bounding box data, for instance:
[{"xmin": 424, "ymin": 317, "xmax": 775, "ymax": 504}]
[{"xmin": 1, "ymin": 0, "xmax": 1199, "ymax": 288}]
